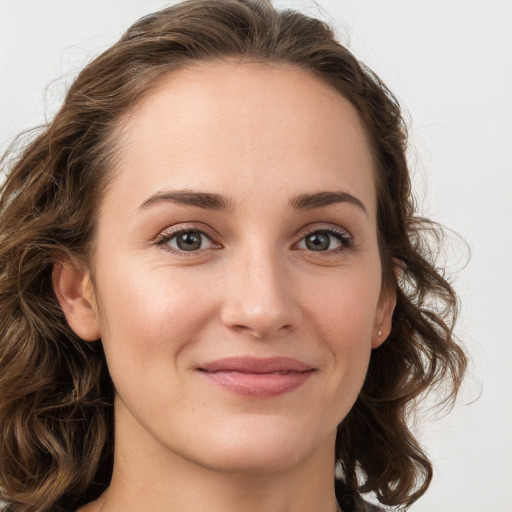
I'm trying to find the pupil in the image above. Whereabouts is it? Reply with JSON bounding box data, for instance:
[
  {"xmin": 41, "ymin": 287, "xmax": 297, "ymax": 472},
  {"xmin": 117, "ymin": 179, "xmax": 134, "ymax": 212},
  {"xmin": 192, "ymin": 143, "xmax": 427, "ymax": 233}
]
[
  {"xmin": 177, "ymin": 231, "xmax": 201, "ymax": 251},
  {"xmin": 306, "ymin": 232, "xmax": 330, "ymax": 251}
]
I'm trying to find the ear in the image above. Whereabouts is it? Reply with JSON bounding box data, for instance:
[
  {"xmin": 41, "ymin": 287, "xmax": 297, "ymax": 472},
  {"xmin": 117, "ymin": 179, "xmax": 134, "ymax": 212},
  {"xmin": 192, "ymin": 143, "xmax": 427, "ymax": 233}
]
[
  {"xmin": 52, "ymin": 257, "xmax": 101, "ymax": 341},
  {"xmin": 372, "ymin": 283, "xmax": 397, "ymax": 349}
]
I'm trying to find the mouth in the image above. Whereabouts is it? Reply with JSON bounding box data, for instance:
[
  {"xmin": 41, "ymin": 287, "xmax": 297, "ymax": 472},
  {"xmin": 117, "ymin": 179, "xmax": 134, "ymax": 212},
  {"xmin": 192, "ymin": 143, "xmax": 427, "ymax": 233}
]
[{"xmin": 197, "ymin": 357, "xmax": 315, "ymax": 398}]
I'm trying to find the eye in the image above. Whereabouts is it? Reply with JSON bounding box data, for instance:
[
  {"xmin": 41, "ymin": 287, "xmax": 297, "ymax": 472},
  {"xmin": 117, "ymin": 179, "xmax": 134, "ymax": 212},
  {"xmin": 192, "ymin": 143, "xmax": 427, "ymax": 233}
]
[
  {"xmin": 161, "ymin": 229, "xmax": 214, "ymax": 252},
  {"xmin": 297, "ymin": 229, "xmax": 351, "ymax": 252}
]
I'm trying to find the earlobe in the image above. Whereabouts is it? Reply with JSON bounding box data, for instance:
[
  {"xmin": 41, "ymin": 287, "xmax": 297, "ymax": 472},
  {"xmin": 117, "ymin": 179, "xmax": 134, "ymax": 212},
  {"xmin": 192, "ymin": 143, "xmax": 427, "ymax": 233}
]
[{"xmin": 52, "ymin": 258, "xmax": 101, "ymax": 342}]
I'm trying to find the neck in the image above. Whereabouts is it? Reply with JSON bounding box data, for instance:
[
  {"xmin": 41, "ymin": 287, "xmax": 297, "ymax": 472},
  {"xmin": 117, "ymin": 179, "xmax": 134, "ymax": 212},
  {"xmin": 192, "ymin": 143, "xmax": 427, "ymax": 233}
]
[{"xmin": 90, "ymin": 399, "xmax": 341, "ymax": 512}]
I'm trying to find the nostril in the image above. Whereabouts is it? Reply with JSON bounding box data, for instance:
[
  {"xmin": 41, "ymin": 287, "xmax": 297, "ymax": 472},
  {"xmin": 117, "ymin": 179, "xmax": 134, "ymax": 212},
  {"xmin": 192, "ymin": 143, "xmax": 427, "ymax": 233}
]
[
  {"xmin": 219, "ymin": 276, "xmax": 302, "ymax": 337},
  {"xmin": 229, "ymin": 322, "xmax": 294, "ymax": 339}
]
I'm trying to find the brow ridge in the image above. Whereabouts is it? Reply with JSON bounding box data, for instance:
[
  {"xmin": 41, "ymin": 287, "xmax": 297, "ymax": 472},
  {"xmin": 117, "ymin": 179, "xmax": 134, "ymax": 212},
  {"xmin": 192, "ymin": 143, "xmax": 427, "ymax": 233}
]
[
  {"xmin": 138, "ymin": 188, "xmax": 367, "ymax": 216},
  {"xmin": 139, "ymin": 189, "xmax": 234, "ymax": 212},
  {"xmin": 290, "ymin": 191, "xmax": 368, "ymax": 216}
]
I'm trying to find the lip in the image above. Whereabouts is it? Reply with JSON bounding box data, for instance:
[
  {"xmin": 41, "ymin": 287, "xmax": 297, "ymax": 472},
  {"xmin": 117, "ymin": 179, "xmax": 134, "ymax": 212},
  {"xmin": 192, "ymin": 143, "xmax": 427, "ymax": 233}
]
[{"xmin": 198, "ymin": 357, "xmax": 315, "ymax": 398}]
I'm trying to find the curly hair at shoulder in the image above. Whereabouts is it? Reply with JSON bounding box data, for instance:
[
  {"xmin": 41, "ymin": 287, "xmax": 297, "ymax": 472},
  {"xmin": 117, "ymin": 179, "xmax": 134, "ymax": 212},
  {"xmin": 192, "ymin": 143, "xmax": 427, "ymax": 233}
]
[{"xmin": 0, "ymin": 1, "xmax": 466, "ymax": 511}]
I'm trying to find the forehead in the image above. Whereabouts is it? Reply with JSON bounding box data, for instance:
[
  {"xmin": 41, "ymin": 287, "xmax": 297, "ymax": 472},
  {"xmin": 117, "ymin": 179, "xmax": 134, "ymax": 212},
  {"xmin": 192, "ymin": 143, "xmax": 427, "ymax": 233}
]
[{"xmin": 109, "ymin": 61, "xmax": 376, "ymax": 217}]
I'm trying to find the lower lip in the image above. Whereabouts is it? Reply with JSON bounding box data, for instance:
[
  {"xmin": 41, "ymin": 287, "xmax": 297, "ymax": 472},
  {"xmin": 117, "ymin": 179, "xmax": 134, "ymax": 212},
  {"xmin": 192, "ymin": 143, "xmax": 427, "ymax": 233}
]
[{"xmin": 201, "ymin": 370, "xmax": 314, "ymax": 398}]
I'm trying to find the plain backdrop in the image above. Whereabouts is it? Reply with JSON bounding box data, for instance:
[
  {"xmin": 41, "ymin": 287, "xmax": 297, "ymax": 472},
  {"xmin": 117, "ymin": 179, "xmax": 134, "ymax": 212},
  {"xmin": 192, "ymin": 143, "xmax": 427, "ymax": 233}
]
[{"xmin": 1, "ymin": 1, "xmax": 511, "ymax": 511}]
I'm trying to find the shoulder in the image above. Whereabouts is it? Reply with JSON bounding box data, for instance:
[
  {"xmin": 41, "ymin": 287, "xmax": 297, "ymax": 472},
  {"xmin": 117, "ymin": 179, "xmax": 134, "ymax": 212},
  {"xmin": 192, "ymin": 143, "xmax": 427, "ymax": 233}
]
[{"xmin": 335, "ymin": 479, "xmax": 385, "ymax": 512}]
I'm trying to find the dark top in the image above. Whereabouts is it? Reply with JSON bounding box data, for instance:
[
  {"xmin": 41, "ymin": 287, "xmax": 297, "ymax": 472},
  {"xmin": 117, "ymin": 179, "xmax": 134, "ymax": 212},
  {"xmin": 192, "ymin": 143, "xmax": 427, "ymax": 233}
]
[{"xmin": 335, "ymin": 479, "xmax": 384, "ymax": 512}]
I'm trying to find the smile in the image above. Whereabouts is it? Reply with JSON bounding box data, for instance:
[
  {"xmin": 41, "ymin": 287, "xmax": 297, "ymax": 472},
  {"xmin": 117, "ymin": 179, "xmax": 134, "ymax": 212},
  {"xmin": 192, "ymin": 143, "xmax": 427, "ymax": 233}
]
[{"xmin": 198, "ymin": 357, "xmax": 315, "ymax": 398}]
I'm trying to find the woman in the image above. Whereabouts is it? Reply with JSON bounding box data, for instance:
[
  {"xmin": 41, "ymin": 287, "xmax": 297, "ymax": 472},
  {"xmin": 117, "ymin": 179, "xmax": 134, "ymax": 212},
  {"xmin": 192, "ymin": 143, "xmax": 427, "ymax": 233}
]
[{"xmin": 0, "ymin": 1, "xmax": 467, "ymax": 511}]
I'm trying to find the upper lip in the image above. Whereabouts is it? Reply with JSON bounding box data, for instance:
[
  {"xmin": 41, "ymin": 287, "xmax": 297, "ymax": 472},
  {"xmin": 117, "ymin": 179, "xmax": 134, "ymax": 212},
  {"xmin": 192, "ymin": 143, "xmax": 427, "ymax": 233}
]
[{"xmin": 198, "ymin": 357, "xmax": 314, "ymax": 374}]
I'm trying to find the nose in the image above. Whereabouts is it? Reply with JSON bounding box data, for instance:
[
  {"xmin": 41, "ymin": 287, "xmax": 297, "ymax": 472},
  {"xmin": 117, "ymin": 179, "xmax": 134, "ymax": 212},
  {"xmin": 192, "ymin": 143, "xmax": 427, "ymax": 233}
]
[{"xmin": 220, "ymin": 249, "xmax": 302, "ymax": 339}]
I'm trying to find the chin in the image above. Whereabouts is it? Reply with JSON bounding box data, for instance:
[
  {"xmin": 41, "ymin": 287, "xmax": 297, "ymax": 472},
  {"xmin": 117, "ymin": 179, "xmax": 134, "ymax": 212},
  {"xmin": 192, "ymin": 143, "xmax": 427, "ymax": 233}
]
[
  {"xmin": 175, "ymin": 416, "xmax": 336, "ymax": 475},
  {"xmin": 194, "ymin": 445, "xmax": 310, "ymax": 475}
]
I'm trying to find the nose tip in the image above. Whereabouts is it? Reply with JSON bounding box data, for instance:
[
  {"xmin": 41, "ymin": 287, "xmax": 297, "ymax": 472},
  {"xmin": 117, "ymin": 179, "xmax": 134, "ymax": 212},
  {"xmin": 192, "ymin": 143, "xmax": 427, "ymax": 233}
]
[
  {"xmin": 222, "ymin": 301, "xmax": 295, "ymax": 339},
  {"xmin": 220, "ymin": 260, "xmax": 302, "ymax": 339}
]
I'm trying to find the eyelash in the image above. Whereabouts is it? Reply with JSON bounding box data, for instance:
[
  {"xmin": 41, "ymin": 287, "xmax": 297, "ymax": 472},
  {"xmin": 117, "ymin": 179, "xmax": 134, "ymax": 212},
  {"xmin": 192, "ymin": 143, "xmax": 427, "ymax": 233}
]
[
  {"xmin": 296, "ymin": 226, "xmax": 353, "ymax": 252},
  {"xmin": 154, "ymin": 226, "xmax": 218, "ymax": 256},
  {"xmin": 154, "ymin": 224, "xmax": 354, "ymax": 255}
]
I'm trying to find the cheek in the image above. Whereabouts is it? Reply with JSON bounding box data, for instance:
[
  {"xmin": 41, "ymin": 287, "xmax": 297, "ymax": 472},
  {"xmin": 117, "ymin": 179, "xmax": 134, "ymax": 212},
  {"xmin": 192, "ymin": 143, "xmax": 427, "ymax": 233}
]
[
  {"xmin": 95, "ymin": 263, "xmax": 218, "ymax": 373},
  {"xmin": 302, "ymin": 267, "xmax": 381, "ymax": 387},
  {"xmin": 94, "ymin": 264, "xmax": 221, "ymax": 426},
  {"xmin": 305, "ymin": 267, "xmax": 381, "ymax": 339}
]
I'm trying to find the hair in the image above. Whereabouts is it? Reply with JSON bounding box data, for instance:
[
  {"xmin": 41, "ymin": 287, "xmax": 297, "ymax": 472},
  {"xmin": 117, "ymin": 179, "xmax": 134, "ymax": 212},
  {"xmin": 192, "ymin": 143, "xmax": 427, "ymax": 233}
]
[{"xmin": 0, "ymin": 1, "xmax": 467, "ymax": 510}]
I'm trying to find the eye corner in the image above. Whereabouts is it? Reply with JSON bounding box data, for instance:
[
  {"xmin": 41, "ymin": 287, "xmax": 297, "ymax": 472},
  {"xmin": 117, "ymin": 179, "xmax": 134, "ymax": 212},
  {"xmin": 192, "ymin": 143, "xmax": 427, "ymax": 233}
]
[
  {"xmin": 294, "ymin": 225, "xmax": 354, "ymax": 254},
  {"xmin": 154, "ymin": 225, "xmax": 222, "ymax": 255}
]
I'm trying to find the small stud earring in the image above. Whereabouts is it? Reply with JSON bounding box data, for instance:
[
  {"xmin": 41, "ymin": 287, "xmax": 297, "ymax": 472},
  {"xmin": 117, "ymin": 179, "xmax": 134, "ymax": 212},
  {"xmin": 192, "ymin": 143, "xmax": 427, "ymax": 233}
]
[{"xmin": 377, "ymin": 329, "xmax": 382, "ymax": 337}]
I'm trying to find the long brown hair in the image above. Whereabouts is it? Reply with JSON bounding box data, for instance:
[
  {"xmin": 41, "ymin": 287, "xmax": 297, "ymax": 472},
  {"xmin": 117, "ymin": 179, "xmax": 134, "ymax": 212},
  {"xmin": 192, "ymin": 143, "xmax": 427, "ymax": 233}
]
[{"xmin": 0, "ymin": 1, "xmax": 466, "ymax": 510}]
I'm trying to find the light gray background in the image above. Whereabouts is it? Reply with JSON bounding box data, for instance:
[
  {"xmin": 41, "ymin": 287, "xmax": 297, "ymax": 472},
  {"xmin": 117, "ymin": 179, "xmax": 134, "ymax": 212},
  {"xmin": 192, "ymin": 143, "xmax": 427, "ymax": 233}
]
[{"xmin": 1, "ymin": 1, "xmax": 511, "ymax": 511}]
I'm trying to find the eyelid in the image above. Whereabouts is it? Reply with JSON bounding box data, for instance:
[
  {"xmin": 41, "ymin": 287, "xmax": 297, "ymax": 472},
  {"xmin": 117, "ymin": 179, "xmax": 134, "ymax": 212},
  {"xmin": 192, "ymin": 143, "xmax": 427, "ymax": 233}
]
[
  {"xmin": 152, "ymin": 222, "xmax": 353, "ymax": 255},
  {"xmin": 293, "ymin": 223, "xmax": 354, "ymax": 250},
  {"xmin": 153, "ymin": 223, "xmax": 222, "ymax": 254}
]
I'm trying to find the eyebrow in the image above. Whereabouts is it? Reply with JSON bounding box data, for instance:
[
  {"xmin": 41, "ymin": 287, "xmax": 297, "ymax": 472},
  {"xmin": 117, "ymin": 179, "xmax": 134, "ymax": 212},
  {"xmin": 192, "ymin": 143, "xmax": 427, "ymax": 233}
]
[
  {"xmin": 290, "ymin": 191, "xmax": 368, "ymax": 216},
  {"xmin": 139, "ymin": 190, "xmax": 235, "ymax": 212},
  {"xmin": 138, "ymin": 189, "xmax": 367, "ymax": 216}
]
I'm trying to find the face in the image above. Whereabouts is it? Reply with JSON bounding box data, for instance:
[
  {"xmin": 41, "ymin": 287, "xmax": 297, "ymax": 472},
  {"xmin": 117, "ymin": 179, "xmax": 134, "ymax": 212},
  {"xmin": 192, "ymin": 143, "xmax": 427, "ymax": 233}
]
[{"xmin": 57, "ymin": 62, "xmax": 395, "ymax": 475}]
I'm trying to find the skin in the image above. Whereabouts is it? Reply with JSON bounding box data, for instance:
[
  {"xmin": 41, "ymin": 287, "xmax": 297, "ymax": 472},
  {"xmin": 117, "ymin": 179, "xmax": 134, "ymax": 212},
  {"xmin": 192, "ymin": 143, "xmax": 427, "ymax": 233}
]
[{"xmin": 54, "ymin": 62, "xmax": 395, "ymax": 512}]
